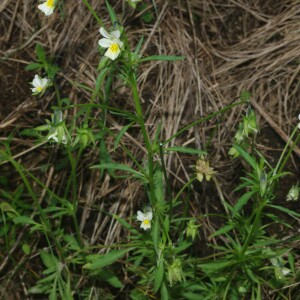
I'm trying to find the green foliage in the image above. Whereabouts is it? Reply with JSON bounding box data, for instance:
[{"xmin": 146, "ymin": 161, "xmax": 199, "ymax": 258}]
[
  {"xmin": 2, "ymin": 1, "xmax": 299, "ymax": 299},
  {"xmin": 26, "ymin": 43, "xmax": 60, "ymax": 79},
  {"xmin": 84, "ymin": 248, "xmax": 133, "ymax": 270},
  {"xmin": 139, "ymin": 55, "xmax": 185, "ymax": 63}
]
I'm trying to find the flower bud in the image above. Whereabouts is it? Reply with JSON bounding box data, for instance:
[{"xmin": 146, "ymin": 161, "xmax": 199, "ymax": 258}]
[
  {"xmin": 259, "ymin": 172, "xmax": 267, "ymax": 197},
  {"xmin": 286, "ymin": 185, "xmax": 299, "ymax": 201},
  {"xmin": 247, "ymin": 109, "xmax": 259, "ymax": 134},
  {"xmin": 186, "ymin": 220, "xmax": 200, "ymax": 241},
  {"xmin": 167, "ymin": 258, "xmax": 184, "ymax": 286},
  {"xmin": 74, "ymin": 124, "xmax": 95, "ymax": 149},
  {"xmin": 228, "ymin": 147, "xmax": 239, "ymax": 158}
]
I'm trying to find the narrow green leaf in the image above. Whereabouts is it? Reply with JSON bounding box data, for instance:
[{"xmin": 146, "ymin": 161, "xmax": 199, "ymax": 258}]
[
  {"xmin": 153, "ymin": 164, "xmax": 164, "ymax": 203},
  {"xmin": 233, "ymin": 191, "xmax": 255, "ymax": 215},
  {"xmin": 40, "ymin": 251, "xmax": 59, "ymax": 269},
  {"xmin": 163, "ymin": 215, "xmax": 169, "ymax": 234},
  {"xmin": 154, "ymin": 260, "xmax": 164, "ymax": 293},
  {"xmin": 139, "ymin": 55, "xmax": 185, "ymax": 63},
  {"xmin": 114, "ymin": 122, "xmax": 133, "ymax": 150},
  {"xmin": 265, "ymin": 213, "xmax": 292, "ymax": 229},
  {"xmin": 134, "ymin": 36, "xmax": 144, "ymax": 55},
  {"xmin": 181, "ymin": 292, "xmax": 203, "ymax": 300},
  {"xmin": 106, "ymin": 1, "xmax": 118, "ymax": 24},
  {"xmin": 84, "ymin": 248, "xmax": 133, "ymax": 269},
  {"xmin": 28, "ymin": 285, "xmax": 48, "ymax": 294},
  {"xmin": 98, "ymin": 269, "xmax": 124, "ymax": 288},
  {"xmin": 209, "ymin": 224, "xmax": 234, "ymax": 238},
  {"xmin": 160, "ymin": 282, "xmax": 169, "ymax": 300},
  {"xmin": 92, "ymin": 67, "xmax": 108, "ymax": 101},
  {"xmin": 233, "ymin": 145, "xmax": 257, "ymax": 170},
  {"xmin": 63, "ymin": 234, "xmax": 80, "ymax": 251},
  {"xmin": 153, "ymin": 121, "xmax": 163, "ymax": 144},
  {"xmin": 25, "ymin": 63, "xmax": 43, "ymax": 71},
  {"xmin": 36, "ymin": 44, "xmax": 46, "ymax": 63},
  {"xmin": 99, "ymin": 139, "xmax": 114, "ymax": 177},
  {"xmin": 91, "ymin": 163, "xmax": 145, "ymax": 179},
  {"xmin": 49, "ymin": 278, "xmax": 57, "ymax": 300},
  {"xmin": 22, "ymin": 243, "xmax": 31, "ymax": 255},
  {"xmin": 288, "ymin": 253, "xmax": 295, "ymax": 273},
  {"xmin": 267, "ymin": 204, "xmax": 300, "ymax": 218},
  {"xmin": 174, "ymin": 240, "xmax": 193, "ymax": 254},
  {"xmin": 112, "ymin": 214, "xmax": 141, "ymax": 235},
  {"xmin": 151, "ymin": 217, "xmax": 160, "ymax": 254},
  {"xmin": 245, "ymin": 267, "xmax": 259, "ymax": 283},
  {"xmin": 200, "ymin": 260, "xmax": 230, "ymax": 272},
  {"xmin": 13, "ymin": 216, "xmax": 38, "ymax": 226},
  {"xmin": 164, "ymin": 146, "xmax": 206, "ymax": 155}
]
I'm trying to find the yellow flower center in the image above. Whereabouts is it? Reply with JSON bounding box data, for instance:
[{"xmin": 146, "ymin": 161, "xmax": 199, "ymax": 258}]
[
  {"xmin": 143, "ymin": 220, "xmax": 150, "ymax": 225},
  {"xmin": 46, "ymin": 0, "xmax": 55, "ymax": 8},
  {"xmin": 109, "ymin": 43, "xmax": 119, "ymax": 53},
  {"xmin": 36, "ymin": 86, "xmax": 43, "ymax": 92}
]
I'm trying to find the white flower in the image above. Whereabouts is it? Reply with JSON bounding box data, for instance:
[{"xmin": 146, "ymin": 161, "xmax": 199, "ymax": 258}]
[
  {"xmin": 137, "ymin": 210, "xmax": 153, "ymax": 230},
  {"xmin": 47, "ymin": 128, "xmax": 68, "ymax": 144},
  {"xmin": 298, "ymin": 114, "xmax": 300, "ymax": 129},
  {"xmin": 38, "ymin": 0, "xmax": 56, "ymax": 16},
  {"xmin": 98, "ymin": 27, "xmax": 123, "ymax": 61},
  {"xmin": 31, "ymin": 75, "xmax": 49, "ymax": 94}
]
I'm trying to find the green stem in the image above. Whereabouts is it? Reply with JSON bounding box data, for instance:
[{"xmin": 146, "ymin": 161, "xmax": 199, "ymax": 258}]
[
  {"xmin": 82, "ymin": 0, "xmax": 104, "ymax": 27},
  {"xmin": 128, "ymin": 70, "xmax": 156, "ymax": 206},
  {"xmin": 159, "ymin": 143, "xmax": 173, "ymax": 214},
  {"xmin": 273, "ymin": 125, "xmax": 299, "ymax": 176},
  {"xmin": 67, "ymin": 148, "xmax": 84, "ymax": 248},
  {"xmin": 277, "ymin": 132, "xmax": 300, "ymax": 175},
  {"xmin": 240, "ymin": 200, "xmax": 265, "ymax": 256}
]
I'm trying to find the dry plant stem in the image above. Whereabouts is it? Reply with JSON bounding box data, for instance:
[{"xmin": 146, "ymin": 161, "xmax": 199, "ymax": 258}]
[{"xmin": 212, "ymin": 176, "xmax": 229, "ymax": 215}]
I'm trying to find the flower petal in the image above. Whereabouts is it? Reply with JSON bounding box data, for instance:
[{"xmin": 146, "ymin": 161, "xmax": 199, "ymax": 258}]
[
  {"xmin": 38, "ymin": 3, "xmax": 54, "ymax": 16},
  {"xmin": 144, "ymin": 211, "xmax": 153, "ymax": 221},
  {"xmin": 32, "ymin": 75, "xmax": 42, "ymax": 87},
  {"xmin": 140, "ymin": 222, "xmax": 150, "ymax": 230},
  {"xmin": 98, "ymin": 38, "xmax": 113, "ymax": 48},
  {"xmin": 99, "ymin": 27, "xmax": 111, "ymax": 39},
  {"xmin": 110, "ymin": 30, "xmax": 121, "ymax": 39},
  {"xmin": 137, "ymin": 211, "xmax": 145, "ymax": 221},
  {"xmin": 116, "ymin": 39, "xmax": 123, "ymax": 48},
  {"xmin": 41, "ymin": 78, "xmax": 48, "ymax": 87},
  {"xmin": 104, "ymin": 46, "xmax": 120, "ymax": 60},
  {"xmin": 48, "ymin": 132, "xmax": 58, "ymax": 142}
]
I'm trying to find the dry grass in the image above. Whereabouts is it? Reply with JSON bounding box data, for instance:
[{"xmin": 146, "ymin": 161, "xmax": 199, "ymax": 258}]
[{"xmin": 0, "ymin": 0, "xmax": 300, "ymax": 298}]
